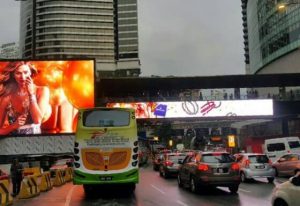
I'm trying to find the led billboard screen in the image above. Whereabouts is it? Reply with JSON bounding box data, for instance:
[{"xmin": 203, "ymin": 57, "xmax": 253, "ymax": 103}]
[
  {"xmin": 0, "ymin": 60, "xmax": 95, "ymax": 136},
  {"xmin": 107, "ymin": 100, "xmax": 273, "ymax": 119}
]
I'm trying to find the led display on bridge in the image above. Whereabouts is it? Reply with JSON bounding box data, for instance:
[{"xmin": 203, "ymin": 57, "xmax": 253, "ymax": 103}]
[{"xmin": 106, "ymin": 99, "xmax": 273, "ymax": 119}]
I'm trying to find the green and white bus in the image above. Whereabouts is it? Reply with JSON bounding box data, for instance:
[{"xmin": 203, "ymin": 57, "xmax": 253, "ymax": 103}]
[{"xmin": 73, "ymin": 107, "xmax": 138, "ymax": 193}]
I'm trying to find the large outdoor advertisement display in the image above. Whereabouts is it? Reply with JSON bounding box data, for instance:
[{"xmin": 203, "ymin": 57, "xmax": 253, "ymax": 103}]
[
  {"xmin": 0, "ymin": 60, "xmax": 95, "ymax": 137},
  {"xmin": 106, "ymin": 99, "xmax": 273, "ymax": 119}
]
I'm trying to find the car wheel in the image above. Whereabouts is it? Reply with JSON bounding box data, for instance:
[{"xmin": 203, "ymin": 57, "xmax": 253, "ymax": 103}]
[
  {"xmin": 240, "ymin": 172, "xmax": 248, "ymax": 183},
  {"xmin": 228, "ymin": 185, "xmax": 239, "ymax": 194},
  {"xmin": 177, "ymin": 175, "xmax": 183, "ymax": 188},
  {"xmin": 273, "ymin": 198, "xmax": 288, "ymax": 206},
  {"xmin": 162, "ymin": 170, "xmax": 169, "ymax": 178},
  {"xmin": 267, "ymin": 177, "xmax": 274, "ymax": 183},
  {"xmin": 159, "ymin": 166, "xmax": 163, "ymax": 177},
  {"xmin": 190, "ymin": 176, "xmax": 199, "ymax": 193}
]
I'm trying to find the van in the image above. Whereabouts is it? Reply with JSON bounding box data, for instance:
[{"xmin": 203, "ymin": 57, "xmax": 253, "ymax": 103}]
[{"xmin": 264, "ymin": 137, "xmax": 300, "ymax": 162}]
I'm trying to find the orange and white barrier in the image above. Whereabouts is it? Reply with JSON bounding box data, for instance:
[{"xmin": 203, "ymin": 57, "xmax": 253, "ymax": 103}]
[
  {"xmin": 0, "ymin": 179, "xmax": 13, "ymax": 206},
  {"xmin": 53, "ymin": 169, "xmax": 65, "ymax": 187},
  {"xmin": 39, "ymin": 172, "xmax": 53, "ymax": 192},
  {"xmin": 23, "ymin": 167, "xmax": 42, "ymax": 177},
  {"xmin": 64, "ymin": 168, "xmax": 73, "ymax": 182},
  {"xmin": 18, "ymin": 175, "xmax": 40, "ymax": 199}
]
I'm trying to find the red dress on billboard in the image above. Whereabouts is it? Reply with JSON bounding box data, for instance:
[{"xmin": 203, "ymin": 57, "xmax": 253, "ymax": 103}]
[{"xmin": 6, "ymin": 95, "xmax": 41, "ymax": 134}]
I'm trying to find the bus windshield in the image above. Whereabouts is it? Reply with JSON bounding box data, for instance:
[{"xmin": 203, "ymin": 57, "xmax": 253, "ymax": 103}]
[{"xmin": 83, "ymin": 110, "xmax": 130, "ymax": 127}]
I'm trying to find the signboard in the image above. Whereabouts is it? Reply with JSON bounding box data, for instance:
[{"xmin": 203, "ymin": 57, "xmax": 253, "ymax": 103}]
[
  {"xmin": 0, "ymin": 59, "xmax": 95, "ymax": 136},
  {"xmin": 106, "ymin": 99, "xmax": 273, "ymax": 119},
  {"xmin": 228, "ymin": 135, "xmax": 236, "ymax": 147},
  {"xmin": 211, "ymin": 136, "xmax": 222, "ymax": 142}
]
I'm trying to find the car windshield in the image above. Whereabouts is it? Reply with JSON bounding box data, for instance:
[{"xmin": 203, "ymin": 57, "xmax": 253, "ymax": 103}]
[
  {"xmin": 201, "ymin": 153, "xmax": 235, "ymax": 163},
  {"xmin": 248, "ymin": 155, "xmax": 269, "ymax": 163}
]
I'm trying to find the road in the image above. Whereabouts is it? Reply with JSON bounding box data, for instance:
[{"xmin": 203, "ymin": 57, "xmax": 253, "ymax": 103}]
[{"xmin": 12, "ymin": 163, "xmax": 288, "ymax": 206}]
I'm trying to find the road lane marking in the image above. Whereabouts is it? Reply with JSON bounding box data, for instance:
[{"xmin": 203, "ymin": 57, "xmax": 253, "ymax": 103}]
[
  {"xmin": 151, "ymin": 184, "xmax": 166, "ymax": 194},
  {"xmin": 239, "ymin": 188, "xmax": 251, "ymax": 193},
  {"xmin": 64, "ymin": 185, "xmax": 77, "ymax": 206},
  {"xmin": 177, "ymin": 200, "xmax": 189, "ymax": 206}
]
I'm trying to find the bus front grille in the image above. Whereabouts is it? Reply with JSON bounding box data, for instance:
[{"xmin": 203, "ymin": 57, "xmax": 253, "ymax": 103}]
[
  {"xmin": 109, "ymin": 152, "xmax": 127, "ymax": 166},
  {"xmin": 82, "ymin": 148, "xmax": 131, "ymax": 170},
  {"xmin": 86, "ymin": 152, "xmax": 104, "ymax": 166}
]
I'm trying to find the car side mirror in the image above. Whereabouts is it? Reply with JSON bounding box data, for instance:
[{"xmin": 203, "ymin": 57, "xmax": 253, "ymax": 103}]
[{"xmin": 290, "ymin": 176, "xmax": 300, "ymax": 186}]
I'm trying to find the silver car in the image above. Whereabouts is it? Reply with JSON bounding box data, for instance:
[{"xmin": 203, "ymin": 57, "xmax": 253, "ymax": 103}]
[
  {"xmin": 235, "ymin": 153, "xmax": 275, "ymax": 183},
  {"xmin": 272, "ymin": 153, "xmax": 300, "ymax": 177},
  {"xmin": 159, "ymin": 152, "xmax": 187, "ymax": 178}
]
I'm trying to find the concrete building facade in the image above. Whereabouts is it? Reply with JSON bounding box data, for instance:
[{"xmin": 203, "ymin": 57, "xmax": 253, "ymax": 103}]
[
  {"xmin": 19, "ymin": 0, "xmax": 140, "ymax": 77},
  {"xmin": 0, "ymin": 42, "xmax": 20, "ymax": 59}
]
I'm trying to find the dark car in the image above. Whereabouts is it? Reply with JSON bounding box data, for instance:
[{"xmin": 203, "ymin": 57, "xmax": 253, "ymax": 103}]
[
  {"xmin": 159, "ymin": 153, "xmax": 187, "ymax": 178},
  {"xmin": 138, "ymin": 146, "xmax": 149, "ymax": 166},
  {"xmin": 177, "ymin": 151, "xmax": 240, "ymax": 194},
  {"xmin": 152, "ymin": 153, "xmax": 164, "ymax": 171},
  {"xmin": 152, "ymin": 149, "xmax": 172, "ymax": 171}
]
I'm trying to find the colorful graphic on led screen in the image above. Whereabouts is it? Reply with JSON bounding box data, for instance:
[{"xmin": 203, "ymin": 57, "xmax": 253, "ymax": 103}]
[
  {"xmin": 106, "ymin": 100, "xmax": 273, "ymax": 119},
  {"xmin": 0, "ymin": 60, "xmax": 94, "ymax": 136}
]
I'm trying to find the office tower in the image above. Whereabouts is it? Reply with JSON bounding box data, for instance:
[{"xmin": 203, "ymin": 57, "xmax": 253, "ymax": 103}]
[
  {"xmin": 20, "ymin": 0, "xmax": 140, "ymax": 77},
  {"xmin": 242, "ymin": 0, "xmax": 300, "ymax": 75}
]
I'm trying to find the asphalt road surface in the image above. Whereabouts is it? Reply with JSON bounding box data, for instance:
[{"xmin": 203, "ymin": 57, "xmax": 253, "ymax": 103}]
[{"xmin": 12, "ymin": 163, "xmax": 288, "ymax": 206}]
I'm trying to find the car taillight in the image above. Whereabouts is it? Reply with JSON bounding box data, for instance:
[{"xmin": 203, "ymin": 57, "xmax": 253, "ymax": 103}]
[
  {"xmin": 165, "ymin": 161, "xmax": 174, "ymax": 167},
  {"xmin": 245, "ymin": 159, "xmax": 251, "ymax": 167},
  {"xmin": 198, "ymin": 164, "xmax": 209, "ymax": 171},
  {"xmin": 231, "ymin": 163, "xmax": 240, "ymax": 170}
]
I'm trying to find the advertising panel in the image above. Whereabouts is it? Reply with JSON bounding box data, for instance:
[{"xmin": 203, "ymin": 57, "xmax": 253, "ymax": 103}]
[
  {"xmin": 0, "ymin": 60, "xmax": 95, "ymax": 136},
  {"xmin": 106, "ymin": 99, "xmax": 273, "ymax": 119}
]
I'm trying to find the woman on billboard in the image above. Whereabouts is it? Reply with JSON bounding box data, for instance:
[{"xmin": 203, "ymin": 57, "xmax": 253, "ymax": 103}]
[{"xmin": 0, "ymin": 61, "xmax": 51, "ymax": 135}]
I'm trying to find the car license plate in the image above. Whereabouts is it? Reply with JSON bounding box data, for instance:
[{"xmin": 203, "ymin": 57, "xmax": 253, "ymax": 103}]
[
  {"xmin": 217, "ymin": 168, "xmax": 223, "ymax": 173},
  {"xmin": 100, "ymin": 176, "xmax": 112, "ymax": 181},
  {"xmin": 256, "ymin": 165, "xmax": 264, "ymax": 169}
]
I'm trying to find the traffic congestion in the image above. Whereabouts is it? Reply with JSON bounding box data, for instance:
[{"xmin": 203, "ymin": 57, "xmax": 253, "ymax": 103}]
[
  {"xmin": 0, "ymin": 137, "xmax": 299, "ymax": 206},
  {"xmin": 147, "ymin": 137, "xmax": 300, "ymax": 206}
]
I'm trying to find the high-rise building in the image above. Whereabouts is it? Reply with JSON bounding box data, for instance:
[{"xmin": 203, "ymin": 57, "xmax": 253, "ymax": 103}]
[
  {"xmin": 240, "ymin": 0, "xmax": 300, "ymax": 153},
  {"xmin": 20, "ymin": 0, "xmax": 140, "ymax": 77},
  {"xmin": 0, "ymin": 42, "xmax": 20, "ymax": 59},
  {"xmin": 242, "ymin": 0, "xmax": 300, "ymax": 75}
]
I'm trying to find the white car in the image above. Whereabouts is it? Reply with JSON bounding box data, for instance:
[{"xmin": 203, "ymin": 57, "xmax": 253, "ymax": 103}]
[{"xmin": 272, "ymin": 174, "xmax": 300, "ymax": 206}]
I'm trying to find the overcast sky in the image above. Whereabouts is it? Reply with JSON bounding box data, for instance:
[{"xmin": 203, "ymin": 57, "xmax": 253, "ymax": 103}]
[{"xmin": 0, "ymin": 0, "xmax": 245, "ymax": 77}]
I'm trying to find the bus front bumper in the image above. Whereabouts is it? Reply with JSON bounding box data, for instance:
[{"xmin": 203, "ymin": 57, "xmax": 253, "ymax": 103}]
[{"xmin": 73, "ymin": 168, "xmax": 139, "ymax": 185}]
